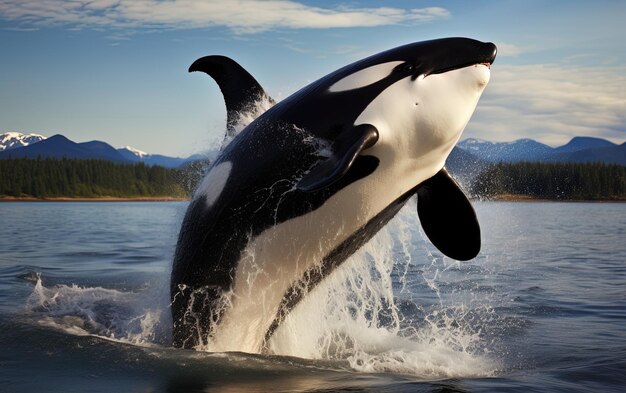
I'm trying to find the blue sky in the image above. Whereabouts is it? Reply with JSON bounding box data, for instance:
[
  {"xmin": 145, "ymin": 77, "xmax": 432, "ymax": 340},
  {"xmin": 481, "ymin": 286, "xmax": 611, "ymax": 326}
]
[{"xmin": 1, "ymin": 0, "xmax": 625, "ymax": 156}]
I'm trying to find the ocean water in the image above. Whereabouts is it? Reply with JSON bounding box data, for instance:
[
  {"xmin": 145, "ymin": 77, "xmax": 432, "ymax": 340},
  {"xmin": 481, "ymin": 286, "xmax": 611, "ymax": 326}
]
[{"xmin": 0, "ymin": 201, "xmax": 624, "ymax": 392}]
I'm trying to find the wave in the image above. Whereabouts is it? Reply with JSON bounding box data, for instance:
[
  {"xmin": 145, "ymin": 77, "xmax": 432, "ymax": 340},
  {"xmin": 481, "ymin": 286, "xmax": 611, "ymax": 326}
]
[{"xmin": 25, "ymin": 272, "xmax": 170, "ymax": 347}]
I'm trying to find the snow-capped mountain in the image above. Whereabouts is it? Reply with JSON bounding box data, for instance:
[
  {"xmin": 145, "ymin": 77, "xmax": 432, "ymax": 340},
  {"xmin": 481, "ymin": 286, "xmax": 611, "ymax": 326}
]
[
  {"xmin": 0, "ymin": 132, "xmax": 46, "ymax": 151},
  {"xmin": 118, "ymin": 145, "xmax": 149, "ymax": 160},
  {"xmin": 0, "ymin": 132, "xmax": 197, "ymax": 168},
  {"xmin": 0, "ymin": 134, "xmax": 128, "ymax": 162},
  {"xmin": 117, "ymin": 146, "xmax": 193, "ymax": 168}
]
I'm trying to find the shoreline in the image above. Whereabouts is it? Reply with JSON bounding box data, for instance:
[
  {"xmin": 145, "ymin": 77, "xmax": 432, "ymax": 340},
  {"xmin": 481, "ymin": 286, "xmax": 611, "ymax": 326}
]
[
  {"xmin": 0, "ymin": 196, "xmax": 189, "ymax": 202},
  {"xmin": 474, "ymin": 194, "xmax": 626, "ymax": 203},
  {"xmin": 1, "ymin": 194, "xmax": 624, "ymax": 203}
]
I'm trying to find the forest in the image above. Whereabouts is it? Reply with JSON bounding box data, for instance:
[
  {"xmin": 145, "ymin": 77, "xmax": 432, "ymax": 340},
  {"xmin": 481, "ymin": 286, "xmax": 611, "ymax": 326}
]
[
  {"xmin": 0, "ymin": 158, "xmax": 624, "ymax": 200},
  {"xmin": 471, "ymin": 162, "xmax": 626, "ymax": 200},
  {"xmin": 0, "ymin": 157, "xmax": 195, "ymax": 198}
]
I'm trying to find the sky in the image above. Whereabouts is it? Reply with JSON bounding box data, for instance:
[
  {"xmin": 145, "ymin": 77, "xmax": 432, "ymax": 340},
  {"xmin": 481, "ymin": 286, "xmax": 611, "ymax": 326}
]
[{"xmin": 0, "ymin": 0, "xmax": 625, "ymax": 157}]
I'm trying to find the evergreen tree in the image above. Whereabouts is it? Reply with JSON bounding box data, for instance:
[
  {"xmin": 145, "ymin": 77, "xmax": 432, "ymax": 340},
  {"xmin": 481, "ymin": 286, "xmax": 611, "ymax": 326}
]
[
  {"xmin": 0, "ymin": 158, "xmax": 194, "ymax": 199},
  {"xmin": 471, "ymin": 162, "xmax": 626, "ymax": 200}
]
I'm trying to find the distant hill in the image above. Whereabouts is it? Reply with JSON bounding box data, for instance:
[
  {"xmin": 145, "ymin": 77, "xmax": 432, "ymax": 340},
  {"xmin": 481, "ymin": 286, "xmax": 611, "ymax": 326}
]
[
  {"xmin": 553, "ymin": 136, "xmax": 617, "ymax": 153},
  {"xmin": 117, "ymin": 146, "xmax": 192, "ymax": 168},
  {"xmin": 546, "ymin": 142, "xmax": 626, "ymax": 166},
  {"xmin": 458, "ymin": 138, "xmax": 553, "ymax": 162},
  {"xmin": 457, "ymin": 136, "xmax": 625, "ymax": 165},
  {"xmin": 78, "ymin": 140, "xmax": 130, "ymax": 162},
  {"xmin": 116, "ymin": 143, "xmax": 208, "ymax": 168}
]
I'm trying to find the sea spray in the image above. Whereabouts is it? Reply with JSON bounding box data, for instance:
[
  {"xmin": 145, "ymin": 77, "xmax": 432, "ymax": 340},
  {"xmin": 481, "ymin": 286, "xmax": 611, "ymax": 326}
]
[
  {"xmin": 24, "ymin": 273, "xmax": 169, "ymax": 347},
  {"xmin": 226, "ymin": 94, "xmax": 275, "ymax": 146},
  {"xmin": 268, "ymin": 201, "xmax": 497, "ymax": 377}
]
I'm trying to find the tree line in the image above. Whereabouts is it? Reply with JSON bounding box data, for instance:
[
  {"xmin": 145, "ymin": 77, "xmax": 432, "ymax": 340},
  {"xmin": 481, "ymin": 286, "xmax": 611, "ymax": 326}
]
[
  {"xmin": 0, "ymin": 157, "xmax": 200, "ymax": 198},
  {"xmin": 1, "ymin": 158, "xmax": 624, "ymax": 200},
  {"xmin": 471, "ymin": 162, "xmax": 626, "ymax": 200}
]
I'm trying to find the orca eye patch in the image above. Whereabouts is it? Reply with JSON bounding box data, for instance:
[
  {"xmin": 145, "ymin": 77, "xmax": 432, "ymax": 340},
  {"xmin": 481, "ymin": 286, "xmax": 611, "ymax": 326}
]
[{"xmin": 329, "ymin": 61, "xmax": 403, "ymax": 92}]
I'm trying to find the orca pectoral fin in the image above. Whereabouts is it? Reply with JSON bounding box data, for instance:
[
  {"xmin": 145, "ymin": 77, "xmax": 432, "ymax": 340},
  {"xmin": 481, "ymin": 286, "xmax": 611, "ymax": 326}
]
[
  {"xmin": 416, "ymin": 169, "xmax": 481, "ymax": 261},
  {"xmin": 189, "ymin": 55, "xmax": 275, "ymax": 136},
  {"xmin": 297, "ymin": 124, "xmax": 379, "ymax": 192}
]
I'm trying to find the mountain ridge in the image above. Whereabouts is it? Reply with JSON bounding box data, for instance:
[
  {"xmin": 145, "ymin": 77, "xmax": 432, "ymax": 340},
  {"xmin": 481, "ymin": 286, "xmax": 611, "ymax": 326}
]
[
  {"xmin": 457, "ymin": 136, "xmax": 625, "ymax": 165},
  {"xmin": 1, "ymin": 131, "xmax": 624, "ymax": 167},
  {"xmin": 0, "ymin": 132, "xmax": 197, "ymax": 168}
]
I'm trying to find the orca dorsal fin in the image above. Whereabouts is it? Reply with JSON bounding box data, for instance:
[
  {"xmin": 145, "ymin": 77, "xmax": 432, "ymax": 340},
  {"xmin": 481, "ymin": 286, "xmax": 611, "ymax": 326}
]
[
  {"xmin": 189, "ymin": 55, "xmax": 275, "ymax": 138},
  {"xmin": 297, "ymin": 124, "xmax": 379, "ymax": 192},
  {"xmin": 416, "ymin": 168, "xmax": 481, "ymax": 261}
]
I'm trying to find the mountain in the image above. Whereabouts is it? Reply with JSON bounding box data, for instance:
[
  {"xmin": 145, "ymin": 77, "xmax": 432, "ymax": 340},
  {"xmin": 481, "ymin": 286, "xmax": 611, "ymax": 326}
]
[
  {"xmin": 79, "ymin": 140, "xmax": 129, "ymax": 162},
  {"xmin": 2, "ymin": 131, "xmax": 622, "ymax": 168},
  {"xmin": 117, "ymin": 146, "xmax": 192, "ymax": 168},
  {"xmin": 117, "ymin": 146, "xmax": 149, "ymax": 161},
  {"xmin": 0, "ymin": 132, "xmax": 46, "ymax": 151},
  {"xmin": 547, "ymin": 142, "xmax": 626, "ymax": 166},
  {"xmin": 457, "ymin": 138, "xmax": 553, "ymax": 162},
  {"xmin": 553, "ymin": 136, "xmax": 617, "ymax": 154},
  {"xmin": 0, "ymin": 134, "xmax": 129, "ymax": 163},
  {"xmin": 0, "ymin": 132, "xmax": 196, "ymax": 167},
  {"xmin": 457, "ymin": 136, "xmax": 625, "ymax": 165}
]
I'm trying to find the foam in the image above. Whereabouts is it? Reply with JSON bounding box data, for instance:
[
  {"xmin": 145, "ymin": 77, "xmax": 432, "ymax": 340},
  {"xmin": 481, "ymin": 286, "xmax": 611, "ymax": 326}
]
[{"xmin": 25, "ymin": 273, "xmax": 169, "ymax": 347}]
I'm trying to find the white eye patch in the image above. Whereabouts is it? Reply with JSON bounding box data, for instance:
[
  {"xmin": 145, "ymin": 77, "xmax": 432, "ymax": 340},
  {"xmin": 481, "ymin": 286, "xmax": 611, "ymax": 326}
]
[
  {"xmin": 329, "ymin": 61, "xmax": 403, "ymax": 92},
  {"xmin": 195, "ymin": 161, "xmax": 232, "ymax": 208}
]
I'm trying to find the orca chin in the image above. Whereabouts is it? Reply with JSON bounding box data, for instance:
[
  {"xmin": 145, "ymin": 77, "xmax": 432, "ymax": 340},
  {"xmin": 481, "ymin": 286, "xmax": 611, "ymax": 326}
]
[{"xmin": 171, "ymin": 37, "xmax": 496, "ymax": 351}]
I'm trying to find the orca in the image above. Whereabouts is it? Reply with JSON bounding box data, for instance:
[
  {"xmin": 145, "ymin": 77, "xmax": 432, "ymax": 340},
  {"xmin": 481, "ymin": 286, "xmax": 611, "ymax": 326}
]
[{"xmin": 171, "ymin": 37, "xmax": 497, "ymax": 351}]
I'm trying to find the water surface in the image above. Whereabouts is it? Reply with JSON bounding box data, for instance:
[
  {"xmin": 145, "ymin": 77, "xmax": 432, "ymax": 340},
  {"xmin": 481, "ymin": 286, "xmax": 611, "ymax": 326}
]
[{"xmin": 0, "ymin": 201, "xmax": 624, "ymax": 392}]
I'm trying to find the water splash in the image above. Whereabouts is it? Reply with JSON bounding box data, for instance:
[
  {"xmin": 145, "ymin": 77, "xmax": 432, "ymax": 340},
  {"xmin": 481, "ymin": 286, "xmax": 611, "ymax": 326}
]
[
  {"xmin": 24, "ymin": 273, "xmax": 169, "ymax": 347},
  {"xmin": 267, "ymin": 203, "xmax": 498, "ymax": 377},
  {"xmin": 223, "ymin": 95, "xmax": 275, "ymax": 148}
]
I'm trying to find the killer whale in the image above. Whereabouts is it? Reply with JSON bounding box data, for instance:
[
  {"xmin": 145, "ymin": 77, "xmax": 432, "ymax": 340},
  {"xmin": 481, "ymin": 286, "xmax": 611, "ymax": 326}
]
[{"xmin": 171, "ymin": 37, "xmax": 496, "ymax": 350}]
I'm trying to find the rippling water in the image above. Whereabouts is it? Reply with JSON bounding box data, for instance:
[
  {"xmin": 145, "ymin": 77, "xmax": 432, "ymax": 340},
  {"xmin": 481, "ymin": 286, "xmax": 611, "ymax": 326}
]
[{"xmin": 0, "ymin": 201, "xmax": 624, "ymax": 392}]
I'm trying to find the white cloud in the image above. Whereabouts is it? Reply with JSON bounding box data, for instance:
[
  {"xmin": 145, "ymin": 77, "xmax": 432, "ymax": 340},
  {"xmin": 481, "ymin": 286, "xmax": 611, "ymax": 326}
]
[
  {"xmin": 3, "ymin": 26, "xmax": 39, "ymax": 31},
  {"xmin": 0, "ymin": 0, "xmax": 450, "ymax": 33},
  {"xmin": 466, "ymin": 64, "xmax": 626, "ymax": 145},
  {"xmin": 494, "ymin": 42, "xmax": 527, "ymax": 57}
]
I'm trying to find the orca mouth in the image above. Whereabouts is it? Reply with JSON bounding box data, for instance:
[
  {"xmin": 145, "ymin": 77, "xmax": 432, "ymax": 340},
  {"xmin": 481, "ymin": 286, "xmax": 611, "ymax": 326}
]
[{"xmin": 427, "ymin": 42, "xmax": 497, "ymax": 76}]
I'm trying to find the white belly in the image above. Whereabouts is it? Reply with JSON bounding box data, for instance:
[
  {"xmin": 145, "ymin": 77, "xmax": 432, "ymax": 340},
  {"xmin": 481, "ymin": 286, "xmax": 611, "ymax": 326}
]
[{"xmin": 202, "ymin": 141, "xmax": 448, "ymax": 353}]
